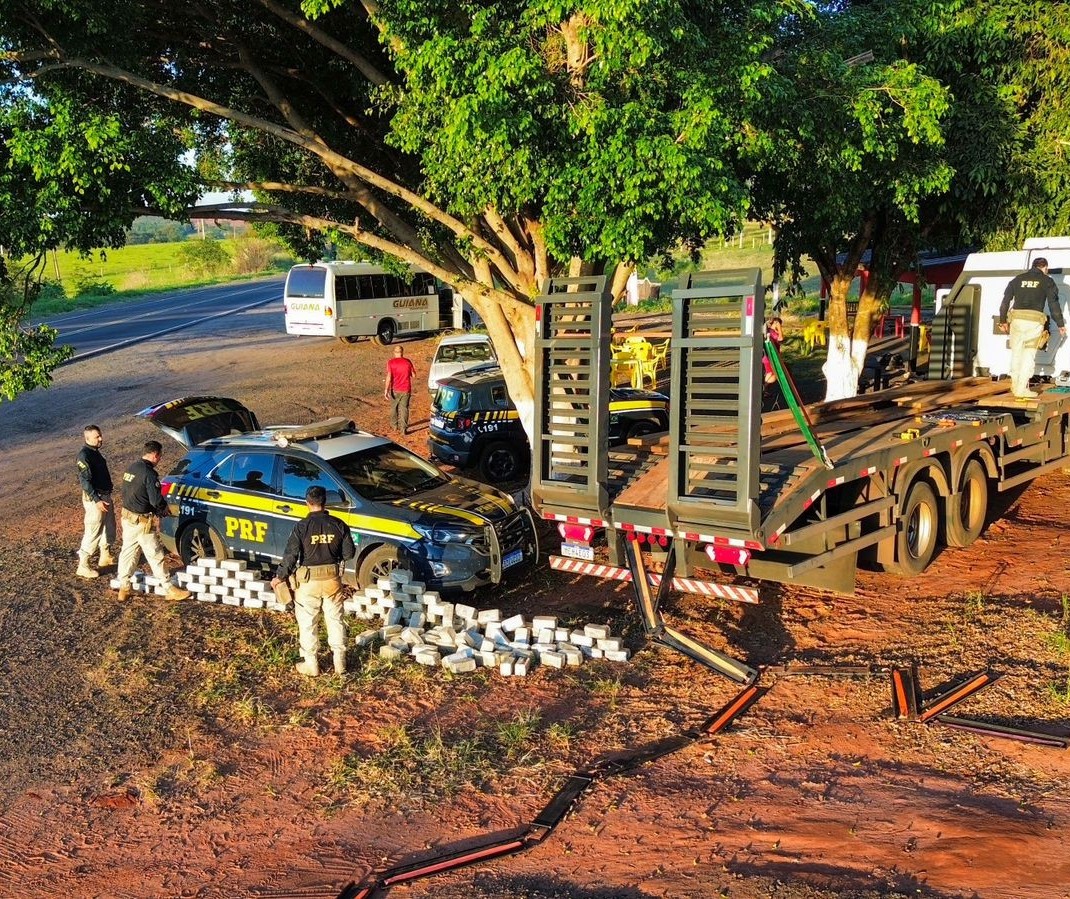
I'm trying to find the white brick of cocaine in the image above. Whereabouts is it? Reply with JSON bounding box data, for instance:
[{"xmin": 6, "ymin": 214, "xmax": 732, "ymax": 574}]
[
  {"xmin": 209, "ymin": 584, "xmax": 230, "ymax": 596},
  {"xmin": 244, "ymin": 597, "xmax": 265, "ymax": 609},
  {"xmin": 220, "ymin": 559, "xmax": 245, "ymax": 572},
  {"xmin": 247, "ymin": 580, "xmax": 272, "ymax": 593},
  {"xmin": 533, "ymin": 642, "xmax": 557, "ymax": 654},
  {"xmin": 400, "ymin": 627, "xmax": 425, "ymax": 646},
  {"xmin": 173, "ymin": 571, "xmax": 192, "ymax": 585},
  {"xmin": 500, "ymin": 658, "xmax": 515, "ymax": 676},
  {"xmin": 554, "ymin": 628, "xmax": 570, "ymax": 642},
  {"xmin": 401, "ymin": 600, "xmax": 423, "ymax": 612},
  {"xmin": 185, "ymin": 564, "xmax": 206, "ymax": 578},
  {"xmin": 386, "ymin": 607, "xmax": 406, "ymax": 626},
  {"xmin": 422, "ymin": 590, "xmax": 441, "ymax": 605},
  {"xmin": 355, "ymin": 630, "xmax": 381, "ymax": 648},
  {"xmin": 500, "ymin": 614, "xmax": 525, "ymax": 633},
  {"xmin": 484, "ymin": 621, "xmax": 504, "ymax": 640},
  {"xmin": 569, "ymin": 632, "xmax": 594, "ymax": 648},
  {"xmin": 514, "ymin": 626, "xmax": 530, "ymax": 643},
  {"xmin": 379, "ymin": 644, "xmax": 405, "ymax": 660},
  {"xmin": 414, "ymin": 647, "xmax": 440, "ymax": 666},
  {"xmin": 199, "ymin": 558, "xmax": 220, "ymax": 570},
  {"xmin": 235, "ymin": 569, "xmax": 257, "ymax": 582},
  {"xmin": 443, "ymin": 654, "xmax": 477, "ymax": 674},
  {"xmin": 513, "ymin": 657, "xmax": 530, "ymax": 676},
  {"xmin": 476, "ymin": 608, "xmax": 502, "ymax": 624},
  {"xmin": 389, "ymin": 570, "xmax": 411, "ymax": 586},
  {"xmin": 380, "ymin": 624, "xmax": 404, "ymax": 638},
  {"xmin": 408, "ymin": 611, "xmax": 426, "ymax": 629},
  {"xmin": 454, "ymin": 602, "xmax": 476, "ymax": 623},
  {"xmin": 196, "ymin": 592, "xmax": 218, "ymax": 603},
  {"xmin": 588, "ymin": 646, "xmax": 604, "ymax": 659},
  {"xmin": 596, "ymin": 638, "xmax": 622, "ymax": 652},
  {"xmin": 541, "ymin": 651, "xmax": 566, "ymax": 669},
  {"xmin": 584, "ymin": 623, "xmax": 612, "ymax": 640},
  {"xmin": 266, "ymin": 602, "xmax": 289, "ymax": 613},
  {"xmin": 388, "ymin": 636, "xmax": 410, "ymax": 652},
  {"xmin": 604, "ymin": 649, "xmax": 630, "ymax": 662},
  {"xmin": 188, "ymin": 582, "xmax": 209, "ymax": 593},
  {"xmin": 232, "ymin": 587, "xmax": 252, "ymax": 601},
  {"xmin": 439, "ymin": 601, "xmax": 455, "ymax": 624},
  {"xmin": 536, "ymin": 628, "xmax": 555, "ymax": 645},
  {"xmin": 561, "ymin": 646, "xmax": 583, "ymax": 666},
  {"xmin": 402, "ymin": 581, "xmax": 425, "ymax": 595},
  {"xmin": 222, "ymin": 595, "xmax": 242, "ymax": 606},
  {"xmin": 532, "ymin": 615, "xmax": 557, "ymax": 632},
  {"xmin": 480, "ymin": 651, "xmax": 498, "ymax": 668}
]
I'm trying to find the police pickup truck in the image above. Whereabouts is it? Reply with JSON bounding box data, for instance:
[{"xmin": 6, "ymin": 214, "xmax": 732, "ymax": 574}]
[
  {"xmin": 428, "ymin": 366, "xmax": 669, "ymax": 482},
  {"xmin": 137, "ymin": 396, "xmax": 537, "ymax": 592}
]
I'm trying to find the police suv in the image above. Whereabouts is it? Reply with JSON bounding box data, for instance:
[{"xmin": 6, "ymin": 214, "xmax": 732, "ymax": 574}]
[
  {"xmin": 428, "ymin": 366, "xmax": 670, "ymax": 482},
  {"xmin": 138, "ymin": 396, "xmax": 538, "ymax": 592}
]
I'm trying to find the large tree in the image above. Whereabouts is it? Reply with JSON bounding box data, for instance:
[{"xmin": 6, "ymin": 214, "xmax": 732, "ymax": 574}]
[
  {"xmin": 749, "ymin": 0, "xmax": 1070, "ymax": 401},
  {"xmin": 0, "ymin": 0, "xmax": 803, "ymax": 419}
]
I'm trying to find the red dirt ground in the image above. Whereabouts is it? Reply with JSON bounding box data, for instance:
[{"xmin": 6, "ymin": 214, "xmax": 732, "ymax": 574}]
[{"xmin": 1, "ymin": 302, "xmax": 1068, "ymax": 899}]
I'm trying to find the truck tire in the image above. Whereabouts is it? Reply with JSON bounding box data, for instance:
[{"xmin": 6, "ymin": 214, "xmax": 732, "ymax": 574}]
[
  {"xmin": 626, "ymin": 419, "xmax": 661, "ymax": 441},
  {"xmin": 945, "ymin": 457, "xmax": 989, "ymax": 548},
  {"xmin": 372, "ymin": 319, "xmax": 396, "ymax": 346},
  {"xmin": 358, "ymin": 544, "xmax": 399, "ymax": 588},
  {"xmin": 887, "ymin": 479, "xmax": 939, "ymax": 577},
  {"xmin": 479, "ymin": 441, "xmax": 524, "ymax": 482},
  {"xmin": 178, "ymin": 521, "xmax": 227, "ymax": 565}
]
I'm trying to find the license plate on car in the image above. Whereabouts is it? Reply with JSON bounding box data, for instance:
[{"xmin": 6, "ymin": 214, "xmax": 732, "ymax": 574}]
[
  {"xmin": 560, "ymin": 542, "xmax": 594, "ymax": 561},
  {"xmin": 503, "ymin": 549, "xmax": 524, "ymax": 570},
  {"xmin": 430, "ymin": 415, "xmax": 446, "ymax": 430}
]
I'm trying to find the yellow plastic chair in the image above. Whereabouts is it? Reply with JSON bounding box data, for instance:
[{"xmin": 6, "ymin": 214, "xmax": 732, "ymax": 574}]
[
  {"xmin": 610, "ymin": 350, "xmax": 639, "ymax": 387},
  {"xmin": 649, "ymin": 338, "xmax": 670, "ymax": 372}
]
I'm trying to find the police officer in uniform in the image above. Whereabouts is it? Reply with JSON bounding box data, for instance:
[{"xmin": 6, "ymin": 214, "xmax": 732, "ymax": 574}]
[
  {"xmin": 76, "ymin": 425, "xmax": 116, "ymax": 579},
  {"xmin": 998, "ymin": 257, "xmax": 1065, "ymax": 399},
  {"xmin": 272, "ymin": 485, "xmax": 356, "ymax": 676},
  {"xmin": 116, "ymin": 440, "xmax": 192, "ymax": 602}
]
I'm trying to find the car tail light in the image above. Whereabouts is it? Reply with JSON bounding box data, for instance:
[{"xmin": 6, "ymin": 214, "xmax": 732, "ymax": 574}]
[
  {"xmin": 705, "ymin": 544, "xmax": 751, "ymax": 566},
  {"xmin": 161, "ymin": 480, "xmax": 174, "ymax": 497},
  {"xmin": 558, "ymin": 523, "xmax": 593, "ymax": 543}
]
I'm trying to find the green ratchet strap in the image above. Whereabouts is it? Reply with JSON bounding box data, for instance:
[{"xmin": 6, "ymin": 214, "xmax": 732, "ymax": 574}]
[{"xmin": 765, "ymin": 338, "xmax": 834, "ymax": 470}]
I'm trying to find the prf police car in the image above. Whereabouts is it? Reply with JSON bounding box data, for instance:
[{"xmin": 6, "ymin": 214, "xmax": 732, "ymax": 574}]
[
  {"xmin": 428, "ymin": 367, "xmax": 670, "ymax": 481},
  {"xmin": 137, "ymin": 396, "xmax": 537, "ymax": 592}
]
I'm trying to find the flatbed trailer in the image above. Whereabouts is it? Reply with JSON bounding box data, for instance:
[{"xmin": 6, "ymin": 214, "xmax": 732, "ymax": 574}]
[{"xmin": 530, "ymin": 270, "xmax": 1070, "ymax": 678}]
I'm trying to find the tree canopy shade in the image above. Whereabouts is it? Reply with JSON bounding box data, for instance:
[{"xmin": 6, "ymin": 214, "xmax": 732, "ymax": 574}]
[
  {"xmin": 747, "ymin": 0, "xmax": 1070, "ymax": 400},
  {"xmin": 0, "ymin": 0, "xmax": 805, "ymax": 414}
]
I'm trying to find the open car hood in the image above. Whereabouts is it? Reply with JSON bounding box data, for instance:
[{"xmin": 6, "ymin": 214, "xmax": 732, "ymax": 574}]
[{"xmin": 136, "ymin": 396, "xmax": 260, "ymax": 448}]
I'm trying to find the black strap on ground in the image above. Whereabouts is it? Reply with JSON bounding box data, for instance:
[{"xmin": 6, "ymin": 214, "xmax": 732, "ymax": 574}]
[{"xmin": 918, "ymin": 670, "xmax": 998, "ymax": 723}]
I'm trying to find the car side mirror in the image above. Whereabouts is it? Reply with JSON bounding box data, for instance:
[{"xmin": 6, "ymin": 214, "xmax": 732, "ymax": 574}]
[{"xmin": 326, "ymin": 490, "xmax": 347, "ymax": 507}]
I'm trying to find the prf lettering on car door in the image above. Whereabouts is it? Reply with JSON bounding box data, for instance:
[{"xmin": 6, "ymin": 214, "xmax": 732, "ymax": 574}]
[{"xmin": 225, "ymin": 516, "xmax": 268, "ymax": 543}]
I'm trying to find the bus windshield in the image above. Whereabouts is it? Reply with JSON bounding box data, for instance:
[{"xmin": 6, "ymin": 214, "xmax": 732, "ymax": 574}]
[{"xmin": 286, "ymin": 268, "xmax": 326, "ymax": 298}]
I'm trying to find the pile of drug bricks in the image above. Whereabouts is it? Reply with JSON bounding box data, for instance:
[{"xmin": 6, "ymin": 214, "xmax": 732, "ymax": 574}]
[
  {"xmin": 351, "ymin": 569, "xmax": 630, "ymax": 676},
  {"xmin": 111, "ymin": 558, "xmax": 283, "ymax": 610}
]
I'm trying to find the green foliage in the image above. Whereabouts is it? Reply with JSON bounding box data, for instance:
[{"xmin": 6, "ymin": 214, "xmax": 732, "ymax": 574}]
[
  {"xmin": 0, "ymin": 273, "xmax": 74, "ymax": 401},
  {"xmin": 179, "ymin": 239, "xmax": 231, "ymax": 276},
  {"xmin": 72, "ymin": 272, "xmax": 116, "ymax": 298}
]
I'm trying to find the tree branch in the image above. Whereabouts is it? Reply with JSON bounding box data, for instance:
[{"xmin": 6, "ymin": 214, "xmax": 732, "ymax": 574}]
[{"xmin": 256, "ymin": 0, "xmax": 392, "ymax": 87}]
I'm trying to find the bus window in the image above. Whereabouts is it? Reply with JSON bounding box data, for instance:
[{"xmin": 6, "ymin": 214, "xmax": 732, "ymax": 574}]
[{"xmin": 286, "ymin": 267, "xmax": 326, "ymax": 298}]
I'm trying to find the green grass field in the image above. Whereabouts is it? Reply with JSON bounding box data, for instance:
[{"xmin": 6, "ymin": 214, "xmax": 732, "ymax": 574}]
[{"xmin": 30, "ymin": 239, "xmax": 295, "ymax": 320}]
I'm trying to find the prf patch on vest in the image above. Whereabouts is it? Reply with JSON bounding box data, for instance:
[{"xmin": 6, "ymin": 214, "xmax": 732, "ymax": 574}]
[{"xmin": 311, "ymin": 534, "xmax": 336, "ymax": 545}]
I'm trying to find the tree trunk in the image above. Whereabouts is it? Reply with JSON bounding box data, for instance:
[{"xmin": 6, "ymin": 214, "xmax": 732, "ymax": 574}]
[{"xmin": 821, "ymin": 274, "xmax": 868, "ymax": 401}]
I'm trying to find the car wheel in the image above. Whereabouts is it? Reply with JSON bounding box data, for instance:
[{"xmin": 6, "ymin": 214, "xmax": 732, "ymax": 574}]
[
  {"xmin": 887, "ymin": 479, "xmax": 939, "ymax": 576},
  {"xmin": 945, "ymin": 457, "xmax": 989, "ymax": 548},
  {"xmin": 178, "ymin": 521, "xmax": 227, "ymax": 565},
  {"xmin": 338, "ymin": 335, "xmax": 360, "ymax": 344},
  {"xmin": 479, "ymin": 441, "xmax": 524, "ymax": 482},
  {"xmin": 625, "ymin": 419, "xmax": 661, "ymax": 441},
  {"xmin": 372, "ymin": 319, "xmax": 396, "ymax": 346},
  {"xmin": 358, "ymin": 544, "xmax": 399, "ymax": 588}
]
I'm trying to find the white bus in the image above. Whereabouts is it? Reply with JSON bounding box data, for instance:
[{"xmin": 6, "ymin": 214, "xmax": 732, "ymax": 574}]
[{"xmin": 283, "ymin": 261, "xmax": 480, "ymax": 345}]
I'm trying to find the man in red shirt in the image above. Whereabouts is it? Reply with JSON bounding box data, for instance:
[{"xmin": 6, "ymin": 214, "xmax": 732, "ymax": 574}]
[{"xmin": 384, "ymin": 345, "xmax": 417, "ymax": 434}]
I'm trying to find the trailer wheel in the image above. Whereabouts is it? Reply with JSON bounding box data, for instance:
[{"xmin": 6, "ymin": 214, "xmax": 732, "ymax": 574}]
[
  {"xmin": 888, "ymin": 479, "xmax": 939, "ymax": 576},
  {"xmin": 945, "ymin": 457, "xmax": 989, "ymax": 548}
]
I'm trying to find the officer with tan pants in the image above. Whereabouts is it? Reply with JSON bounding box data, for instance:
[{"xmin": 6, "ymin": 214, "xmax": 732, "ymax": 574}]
[
  {"xmin": 272, "ymin": 485, "xmax": 356, "ymax": 676},
  {"xmin": 76, "ymin": 425, "xmax": 116, "ymax": 578},
  {"xmin": 998, "ymin": 257, "xmax": 1065, "ymax": 399},
  {"xmin": 116, "ymin": 440, "xmax": 192, "ymax": 602}
]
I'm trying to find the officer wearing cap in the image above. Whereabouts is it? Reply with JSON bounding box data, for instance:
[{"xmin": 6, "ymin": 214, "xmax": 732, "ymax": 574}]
[
  {"xmin": 272, "ymin": 485, "xmax": 356, "ymax": 677},
  {"xmin": 998, "ymin": 257, "xmax": 1065, "ymax": 399},
  {"xmin": 116, "ymin": 440, "xmax": 192, "ymax": 602},
  {"xmin": 75, "ymin": 425, "xmax": 116, "ymax": 579}
]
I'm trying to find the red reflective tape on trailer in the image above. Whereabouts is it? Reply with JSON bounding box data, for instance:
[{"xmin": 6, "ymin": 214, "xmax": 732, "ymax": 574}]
[
  {"xmin": 827, "ymin": 476, "xmax": 845, "ymax": 487},
  {"xmin": 651, "ymin": 527, "xmax": 669, "ymax": 536},
  {"xmin": 620, "ymin": 522, "xmax": 635, "ymax": 530},
  {"xmin": 924, "ymin": 448, "xmax": 936, "ymax": 456},
  {"xmin": 953, "ymin": 440, "xmax": 962, "ymax": 448},
  {"xmin": 682, "ymin": 532, "xmax": 701, "ymax": 542},
  {"xmin": 894, "ymin": 456, "xmax": 908, "ymax": 466},
  {"xmin": 549, "ymin": 556, "xmax": 759, "ymax": 603},
  {"xmin": 861, "ymin": 466, "xmax": 877, "ymax": 477}
]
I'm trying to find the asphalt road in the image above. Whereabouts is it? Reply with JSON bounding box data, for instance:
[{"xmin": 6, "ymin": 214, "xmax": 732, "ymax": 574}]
[{"xmin": 46, "ymin": 277, "xmax": 285, "ymax": 362}]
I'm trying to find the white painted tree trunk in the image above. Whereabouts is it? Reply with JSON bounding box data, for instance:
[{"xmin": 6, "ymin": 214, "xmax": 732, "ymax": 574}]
[{"xmin": 821, "ymin": 333, "xmax": 868, "ymax": 402}]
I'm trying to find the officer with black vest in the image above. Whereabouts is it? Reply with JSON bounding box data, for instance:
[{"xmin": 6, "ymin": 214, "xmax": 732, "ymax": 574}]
[
  {"xmin": 75, "ymin": 424, "xmax": 116, "ymax": 579},
  {"xmin": 998, "ymin": 257, "xmax": 1065, "ymax": 399},
  {"xmin": 116, "ymin": 440, "xmax": 191, "ymax": 602},
  {"xmin": 272, "ymin": 485, "xmax": 356, "ymax": 676}
]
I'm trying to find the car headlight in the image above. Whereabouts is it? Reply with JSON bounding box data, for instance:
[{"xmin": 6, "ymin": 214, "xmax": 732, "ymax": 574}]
[{"xmin": 412, "ymin": 522, "xmax": 485, "ymax": 545}]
